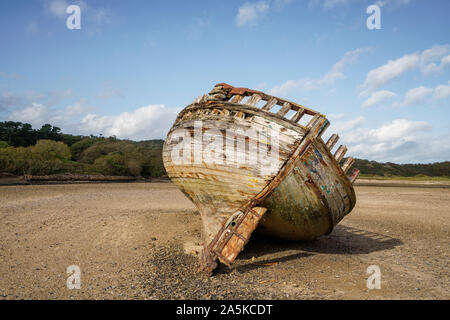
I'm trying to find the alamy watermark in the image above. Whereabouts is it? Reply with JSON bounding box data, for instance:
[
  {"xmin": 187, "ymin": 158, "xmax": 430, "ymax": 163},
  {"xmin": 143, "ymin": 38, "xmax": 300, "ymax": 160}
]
[
  {"xmin": 367, "ymin": 4, "xmax": 381, "ymax": 30},
  {"xmin": 67, "ymin": 265, "xmax": 81, "ymax": 289},
  {"xmin": 66, "ymin": 5, "xmax": 81, "ymax": 30},
  {"xmin": 366, "ymin": 265, "xmax": 381, "ymax": 289},
  {"xmin": 168, "ymin": 121, "xmax": 280, "ymax": 176}
]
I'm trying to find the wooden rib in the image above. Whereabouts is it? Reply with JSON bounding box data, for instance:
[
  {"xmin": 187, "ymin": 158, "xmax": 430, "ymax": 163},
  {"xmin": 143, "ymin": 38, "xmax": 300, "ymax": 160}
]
[
  {"xmin": 277, "ymin": 102, "xmax": 292, "ymax": 117},
  {"xmin": 326, "ymin": 134, "xmax": 339, "ymax": 150},
  {"xmin": 306, "ymin": 114, "xmax": 322, "ymax": 129},
  {"xmin": 290, "ymin": 108, "xmax": 305, "ymax": 122},
  {"xmin": 334, "ymin": 145, "xmax": 348, "ymax": 163},
  {"xmin": 235, "ymin": 111, "xmax": 245, "ymax": 119},
  {"xmin": 230, "ymin": 95, "xmax": 244, "ymax": 103},
  {"xmin": 262, "ymin": 98, "xmax": 277, "ymax": 111},
  {"xmin": 342, "ymin": 157, "xmax": 355, "ymax": 173},
  {"xmin": 220, "ymin": 109, "xmax": 230, "ymax": 117},
  {"xmin": 348, "ymin": 168, "xmax": 360, "ymax": 184},
  {"xmin": 246, "ymin": 94, "xmax": 262, "ymax": 106},
  {"xmin": 216, "ymin": 83, "xmax": 320, "ymax": 116}
]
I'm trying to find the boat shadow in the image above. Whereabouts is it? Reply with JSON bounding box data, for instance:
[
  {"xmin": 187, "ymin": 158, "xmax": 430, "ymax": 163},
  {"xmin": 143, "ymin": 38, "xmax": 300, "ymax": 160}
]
[{"xmin": 219, "ymin": 225, "xmax": 402, "ymax": 274}]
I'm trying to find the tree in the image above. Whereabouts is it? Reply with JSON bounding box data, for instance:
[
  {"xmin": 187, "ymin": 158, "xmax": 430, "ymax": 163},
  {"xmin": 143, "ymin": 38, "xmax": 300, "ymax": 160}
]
[
  {"xmin": 0, "ymin": 141, "xmax": 9, "ymax": 148},
  {"xmin": 32, "ymin": 140, "xmax": 71, "ymax": 161},
  {"xmin": 0, "ymin": 121, "xmax": 37, "ymax": 147},
  {"xmin": 38, "ymin": 124, "xmax": 62, "ymax": 141}
]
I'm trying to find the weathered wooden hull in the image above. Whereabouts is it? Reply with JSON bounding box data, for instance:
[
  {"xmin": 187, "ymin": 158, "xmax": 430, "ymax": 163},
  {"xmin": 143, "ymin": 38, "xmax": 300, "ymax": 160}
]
[
  {"xmin": 163, "ymin": 83, "xmax": 359, "ymax": 274},
  {"xmin": 258, "ymin": 139, "xmax": 356, "ymax": 240}
]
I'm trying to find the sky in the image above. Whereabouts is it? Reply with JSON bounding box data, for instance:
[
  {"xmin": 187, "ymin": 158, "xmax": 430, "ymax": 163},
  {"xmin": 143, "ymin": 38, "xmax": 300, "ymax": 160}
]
[{"xmin": 0, "ymin": 0, "xmax": 449, "ymax": 163}]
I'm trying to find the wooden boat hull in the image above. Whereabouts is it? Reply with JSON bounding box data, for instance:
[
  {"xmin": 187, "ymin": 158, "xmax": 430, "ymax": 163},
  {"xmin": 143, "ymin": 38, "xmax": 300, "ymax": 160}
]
[{"xmin": 163, "ymin": 83, "xmax": 359, "ymax": 274}]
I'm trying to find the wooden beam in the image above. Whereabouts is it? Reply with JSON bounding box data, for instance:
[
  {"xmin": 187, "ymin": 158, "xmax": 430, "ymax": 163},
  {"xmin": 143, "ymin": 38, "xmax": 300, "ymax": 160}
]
[
  {"xmin": 306, "ymin": 114, "xmax": 322, "ymax": 130},
  {"xmin": 342, "ymin": 157, "xmax": 355, "ymax": 173},
  {"xmin": 262, "ymin": 98, "xmax": 277, "ymax": 111},
  {"xmin": 246, "ymin": 94, "xmax": 262, "ymax": 106},
  {"xmin": 230, "ymin": 95, "xmax": 244, "ymax": 103},
  {"xmin": 334, "ymin": 145, "xmax": 348, "ymax": 163},
  {"xmin": 326, "ymin": 134, "xmax": 339, "ymax": 150},
  {"xmin": 290, "ymin": 108, "xmax": 305, "ymax": 122},
  {"xmin": 277, "ymin": 102, "xmax": 292, "ymax": 117},
  {"xmin": 348, "ymin": 168, "xmax": 360, "ymax": 184},
  {"xmin": 305, "ymin": 114, "xmax": 328, "ymax": 137}
]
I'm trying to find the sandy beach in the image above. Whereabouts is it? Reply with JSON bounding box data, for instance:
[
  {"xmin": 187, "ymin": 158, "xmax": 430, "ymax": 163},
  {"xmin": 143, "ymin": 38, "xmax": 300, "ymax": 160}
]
[{"xmin": 0, "ymin": 182, "xmax": 448, "ymax": 299}]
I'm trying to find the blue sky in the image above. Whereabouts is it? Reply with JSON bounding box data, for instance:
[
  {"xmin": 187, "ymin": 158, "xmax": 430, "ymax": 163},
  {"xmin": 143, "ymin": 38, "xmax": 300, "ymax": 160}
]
[{"xmin": 0, "ymin": 0, "xmax": 449, "ymax": 163}]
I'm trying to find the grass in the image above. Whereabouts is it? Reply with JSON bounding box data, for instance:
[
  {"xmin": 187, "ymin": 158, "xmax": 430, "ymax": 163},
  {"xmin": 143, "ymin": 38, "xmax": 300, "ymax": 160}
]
[{"xmin": 358, "ymin": 174, "xmax": 450, "ymax": 181}]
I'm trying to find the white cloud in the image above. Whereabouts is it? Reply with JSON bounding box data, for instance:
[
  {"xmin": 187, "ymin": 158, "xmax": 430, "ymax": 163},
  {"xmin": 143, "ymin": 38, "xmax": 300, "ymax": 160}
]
[
  {"xmin": 433, "ymin": 81, "xmax": 450, "ymax": 100},
  {"xmin": 323, "ymin": 47, "xmax": 371, "ymax": 83},
  {"xmin": 327, "ymin": 117, "xmax": 448, "ymax": 163},
  {"xmin": 362, "ymin": 90, "xmax": 397, "ymax": 108},
  {"xmin": 270, "ymin": 79, "xmax": 310, "ymax": 95},
  {"xmin": 361, "ymin": 53, "xmax": 419, "ymax": 92},
  {"xmin": 398, "ymin": 86, "xmax": 433, "ymax": 106},
  {"xmin": 359, "ymin": 44, "xmax": 450, "ymax": 96},
  {"xmin": 47, "ymin": 0, "xmax": 69, "ymax": 20},
  {"xmin": 270, "ymin": 47, "xmax": 370, "ymax": 95},
  {"xmin": 420, "ymin": 44, "xmax": 450, "ymax": 75},
  {"xmin": 8, "ymin": 100, "xmax": 91, "ymax": 131},
  {"xmin": 7, "ymin": 100, "xmax": 177, "ymax": 141},
  {"xmin": 236, "ymin": 1, "xmax": 269, "ymax": 27},
  {"xmin": 0, "ymin": 89, "xmax": 73, "ymax": 111},
  {"xmin": 327, "ymin": 112, "xmax": 344, "ymax": 121},
  {"xmin": 332, "ymin": 116, "xmax": 365, "ymax": 133},
  {"xmin": 80, "ymin": 105, "xmax": 177, "ymax": 140}
]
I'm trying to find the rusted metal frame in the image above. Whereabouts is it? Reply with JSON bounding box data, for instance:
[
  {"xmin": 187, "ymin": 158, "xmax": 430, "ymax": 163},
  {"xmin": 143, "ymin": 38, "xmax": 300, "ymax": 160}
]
[
  {"xmin": 214, "ymin": 251, "xmax": 232, "ymax": 266},
  {"xmin": 212, "ymin": 205, "xmax": 258, "ymax": 253},
  {"xmin": 207, "ymin": 203, "xmax": 261, "ymax": 268},
  {"xmin": 230, "ymin": 230, "xmax": 247, "ymax": 241}
]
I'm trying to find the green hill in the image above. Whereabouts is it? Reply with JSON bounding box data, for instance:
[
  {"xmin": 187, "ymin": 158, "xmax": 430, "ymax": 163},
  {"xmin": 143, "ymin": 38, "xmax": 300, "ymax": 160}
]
[{"xmin": 1, "ymin": 121, "xmax": 449, "ymax": 179}]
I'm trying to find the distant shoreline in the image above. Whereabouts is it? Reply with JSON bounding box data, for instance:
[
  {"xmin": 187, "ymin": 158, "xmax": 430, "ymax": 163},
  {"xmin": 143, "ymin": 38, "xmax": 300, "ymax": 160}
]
[
  {"xmin": 0, "ymin": 173, "xmax": 169, "ymax": 186},
  {"xmin": 1, "ymin": 174, "xmax": 448, "ymax": 188},
  {"xmin": 355, "ymin": 179, "xmax": 450, "ymax": 188}
]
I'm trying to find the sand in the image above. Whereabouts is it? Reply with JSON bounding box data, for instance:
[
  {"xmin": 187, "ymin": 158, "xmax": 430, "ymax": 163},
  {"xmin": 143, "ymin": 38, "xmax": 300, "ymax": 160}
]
[{"xmin": 0, "ymin": 182, "xmax": 448, "ymax": 299}]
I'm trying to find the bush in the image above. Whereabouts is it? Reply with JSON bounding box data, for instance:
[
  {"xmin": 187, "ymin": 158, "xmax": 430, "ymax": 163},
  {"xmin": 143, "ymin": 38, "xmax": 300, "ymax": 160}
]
[
  {"xmin": 32, "ymin": 140, "xmax": 71, "ymax": 161},
  {"xmin": 94, "ymin": 152, "xmax": 127, "ymax": 175},
  {"xmin": 0, "ymin": 141, "xmax": 9, "ymax": 148},
  {"xmin": 70, "ymin": 138, "xmax": 100, "ymax": 161}
]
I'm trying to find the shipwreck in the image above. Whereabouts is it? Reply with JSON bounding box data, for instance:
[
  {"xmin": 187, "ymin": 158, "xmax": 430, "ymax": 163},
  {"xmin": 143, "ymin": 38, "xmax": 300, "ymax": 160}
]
[{"xmin": 163, "ymin": 83, "xmax": 359, "ymax": 275}]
